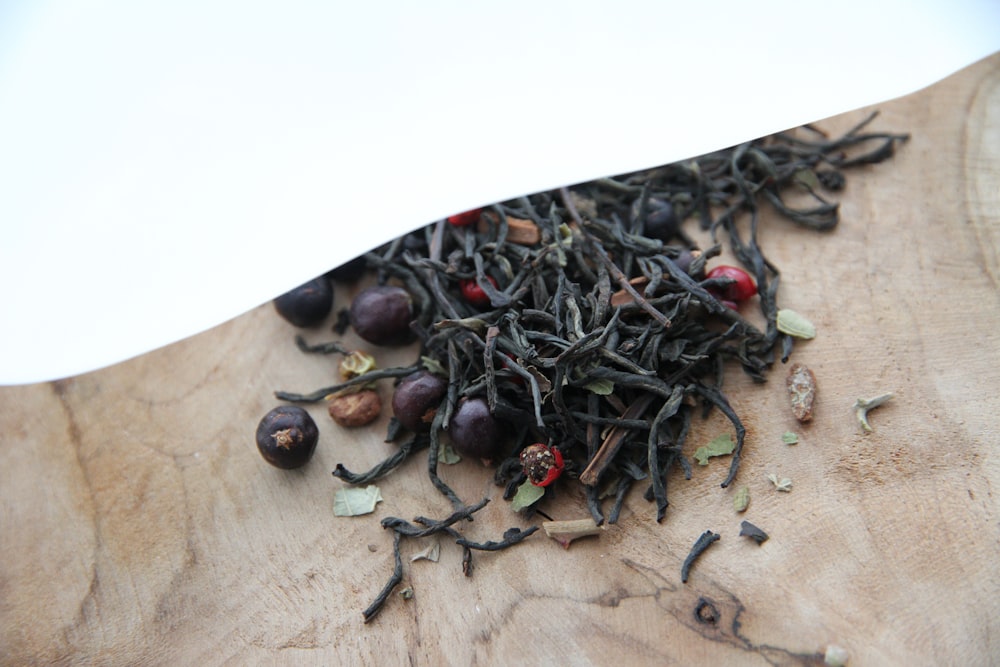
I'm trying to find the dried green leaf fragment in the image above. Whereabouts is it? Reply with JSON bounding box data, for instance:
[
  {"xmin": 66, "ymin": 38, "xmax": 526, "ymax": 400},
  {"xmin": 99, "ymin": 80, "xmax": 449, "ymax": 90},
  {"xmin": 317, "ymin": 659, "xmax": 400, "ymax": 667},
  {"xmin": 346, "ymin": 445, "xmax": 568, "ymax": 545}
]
[
  {"xmin": 584, "ymin": 378, "xmax": 615, "ymax": 395},
  {"xmin": 340, "ymin": 350, "xmax": 377, "ymax": 379},
  {"xmin": 782, "ymin": 431, "xmax": 799, "ymax": 445},
  {"xmin": 437, "ymin": 440, "xmax": 462, "ymax": 465},
  {"xmin": 767, "ymin": 473, "xmax": 793, "ymax": 492},
  {"xmin": 792, "ymin": 168, "xmax": 820, "ymax": 191},
  {"xmin": 824, "ymin": 644, "xmax": 849, "ymax": 667},
  {"xmin": 733, "ymin": 485, "xmax": 750, "ymax": 513},
  {"xmin": 410, "ymin": 542, "xmax": 441, "ymax": 563},
  {"xmin": 420, "ymin": 355, "xmax": 447, "ymax": 377},
  {"xmin": 510, "ymin": 480, "xmax": 545, "ymax": 511},
  {"xmin": 776, "ymin": 309, "xmax": 816, "ymax": 339},
  {"xmin": 694, "ymin": 433, "xmax": 736, "ymax": 466},
  {"xmin": 334, "ymin": 485, "xmax": 384, "ymax": 516},
  {"xmin": 854, "ymin": 392, "xmax": 894, "ymax": 433}
]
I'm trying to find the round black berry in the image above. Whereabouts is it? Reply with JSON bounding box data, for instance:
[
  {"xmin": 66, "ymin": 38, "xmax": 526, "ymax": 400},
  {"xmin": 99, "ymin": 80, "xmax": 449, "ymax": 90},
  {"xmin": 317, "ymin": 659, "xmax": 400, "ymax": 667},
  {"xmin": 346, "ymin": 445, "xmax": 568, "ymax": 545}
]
[
  {"xmin": 255, "ymin": 405, "xmax": 319, "ymax": 469},
  {"xmin": 448, "ymin": 397, "xmax": 503, "ymax": 460},
  {"xmin": 643, "ymin": 199, "xmax": 680, "ymax": 242},
  {"xmin": 349, "ymin": 285, "xmax": 415, "ymax": 346},
  {"xmin": 391, "ymin": 370, "xmax": 448, "ymax": 432},
  {"xmin": 273, "ymin": 277, "xmax": 334, "ymax": 327}
]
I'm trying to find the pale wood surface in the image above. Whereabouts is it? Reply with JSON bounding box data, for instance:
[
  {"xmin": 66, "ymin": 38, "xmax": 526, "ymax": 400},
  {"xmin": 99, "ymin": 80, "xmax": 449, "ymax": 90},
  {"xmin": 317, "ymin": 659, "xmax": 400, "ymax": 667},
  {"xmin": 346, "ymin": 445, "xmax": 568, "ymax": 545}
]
[{"xmin": 2, "ymin": 53, "xmax": 999, "ymax": 666}]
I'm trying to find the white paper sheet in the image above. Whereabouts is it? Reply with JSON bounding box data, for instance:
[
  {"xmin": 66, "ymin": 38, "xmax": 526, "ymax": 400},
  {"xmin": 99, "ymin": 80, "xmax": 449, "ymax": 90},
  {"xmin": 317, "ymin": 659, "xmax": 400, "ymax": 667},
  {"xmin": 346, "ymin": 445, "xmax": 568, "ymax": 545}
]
[{"xmin": 1, "ymin": 1, "xmax": 998, "ymax": 384}]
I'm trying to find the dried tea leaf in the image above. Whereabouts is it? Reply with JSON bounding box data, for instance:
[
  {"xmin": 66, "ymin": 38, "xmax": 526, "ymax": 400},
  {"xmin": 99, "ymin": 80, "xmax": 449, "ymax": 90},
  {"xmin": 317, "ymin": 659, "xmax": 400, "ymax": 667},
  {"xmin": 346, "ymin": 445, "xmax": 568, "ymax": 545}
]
[
  {"xmin": 410, "ymin": 542, "xmax": 441, "ymax": 563},
  {"xmin": 782, "ymin": 431, "xmax": 799, "ymax": 445},
  {"xmin": 694, "ymin": 433, "xmax": 736, "ymax": 466},
  {"xmin": 510, "ymin": 480, "xmax": 545, "ymax": 511},
  {"xmin": 733, "ymin": 485, "xmax": 750, "ymax": 513},
  {"xmin": 776, "ymin": 309, "xmax": 816, "ymax": 339},
  {"xmin": 739, "ymin": 520, "xmax": 769, "ymax": 544},
  {"xmin": 786, "ymin": 363, "xmax": 817, "ymax": 422},
  {"xmin": 334, "ymin": 485, "xmax": 384, "ymax": 516},
  {"xmin": 437, "ymin": 440, "xmax": 462, "ymax": 465}
]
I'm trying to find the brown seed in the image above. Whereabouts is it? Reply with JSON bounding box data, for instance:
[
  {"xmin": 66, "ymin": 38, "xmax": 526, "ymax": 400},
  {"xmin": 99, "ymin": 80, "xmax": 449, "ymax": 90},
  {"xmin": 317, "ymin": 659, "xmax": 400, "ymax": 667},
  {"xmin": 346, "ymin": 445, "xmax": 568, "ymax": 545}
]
[
  {"xmin": 786, "ymin": 363, "xmax": 816, "ymax": 422},
  {"xmin": 328, "ymin": 389, "xmax": 382, "ymax": 428}
]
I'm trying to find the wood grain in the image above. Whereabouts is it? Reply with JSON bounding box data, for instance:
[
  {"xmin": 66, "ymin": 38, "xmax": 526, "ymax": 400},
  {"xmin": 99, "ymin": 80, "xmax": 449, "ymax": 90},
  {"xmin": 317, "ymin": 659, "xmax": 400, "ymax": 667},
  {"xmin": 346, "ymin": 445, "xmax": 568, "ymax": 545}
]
[{"xmin": 2, "ymin": 53, "xmax": 999, "ymax": 666}]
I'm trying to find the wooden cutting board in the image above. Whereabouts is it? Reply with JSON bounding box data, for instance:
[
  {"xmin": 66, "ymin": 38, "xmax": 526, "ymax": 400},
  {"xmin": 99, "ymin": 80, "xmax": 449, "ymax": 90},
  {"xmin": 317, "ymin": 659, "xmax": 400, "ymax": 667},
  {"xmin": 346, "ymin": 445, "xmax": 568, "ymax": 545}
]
[{"xmin": 2, "ymin": 53, "xmax": 998, "ymax": 666}]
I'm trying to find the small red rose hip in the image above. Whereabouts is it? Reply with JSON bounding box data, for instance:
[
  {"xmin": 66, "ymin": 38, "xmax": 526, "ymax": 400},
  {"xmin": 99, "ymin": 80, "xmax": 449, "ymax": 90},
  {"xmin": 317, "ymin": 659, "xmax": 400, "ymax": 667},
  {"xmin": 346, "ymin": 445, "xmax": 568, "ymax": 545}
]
[
  {"xmin": 705, "ymin": 265, "xmax": 757, "ymax": 304},
  {"xmin": 519, "ymin": 443, "xmax": 565, "ymax": 487},
  {"xmin": 459, "ymin": 276, "xmax": 498, "ymax": 307},
  {"xmin": 446, "ymin": 209, "xmax": 482, "ymax": 227}
]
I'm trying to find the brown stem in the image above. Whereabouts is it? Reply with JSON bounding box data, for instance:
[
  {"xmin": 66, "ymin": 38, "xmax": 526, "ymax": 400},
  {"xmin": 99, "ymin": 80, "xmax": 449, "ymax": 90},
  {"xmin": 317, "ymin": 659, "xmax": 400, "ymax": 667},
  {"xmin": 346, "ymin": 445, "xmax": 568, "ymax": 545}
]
[{"xmin": 579, "ymin": 394, "xmax": 655, "ymax": 486}]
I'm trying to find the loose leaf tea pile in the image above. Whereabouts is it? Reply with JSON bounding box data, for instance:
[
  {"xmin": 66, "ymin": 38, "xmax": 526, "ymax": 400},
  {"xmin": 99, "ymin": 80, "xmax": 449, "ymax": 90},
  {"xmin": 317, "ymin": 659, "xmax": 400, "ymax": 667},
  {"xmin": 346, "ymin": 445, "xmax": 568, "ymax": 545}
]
[{"xmin": 266, "ymin": 112, "xmax": 908, "ymax": 618}]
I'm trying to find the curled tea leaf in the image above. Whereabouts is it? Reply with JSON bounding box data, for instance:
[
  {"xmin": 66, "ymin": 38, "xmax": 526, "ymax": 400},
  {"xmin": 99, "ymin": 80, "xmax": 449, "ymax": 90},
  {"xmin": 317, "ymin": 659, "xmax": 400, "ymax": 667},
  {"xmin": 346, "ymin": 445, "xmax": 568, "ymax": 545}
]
[
  {"xmin": 739, "ymin": 520, "xmax": 769, "ymax": 545},
  {"xmin": 776, "ymin": 309, "xmax": 816, "ymax": 339}
]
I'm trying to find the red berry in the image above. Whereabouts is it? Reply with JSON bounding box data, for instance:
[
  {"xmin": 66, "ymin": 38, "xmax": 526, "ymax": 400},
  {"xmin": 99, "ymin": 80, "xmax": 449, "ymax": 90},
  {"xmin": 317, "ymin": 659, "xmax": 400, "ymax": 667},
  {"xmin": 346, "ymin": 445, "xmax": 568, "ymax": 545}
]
[
  {"xmin": 459, "ymin": 276, "xmax": 498, "ymax": 307},
  {"xmin": 447, "ymin": 208, "xmax": 482, "ymax": 227},
  {"xmin": 520, "ymin": 443, "xmax": 565, "ymax": 487},
  {"xmin": 705, "ymin": 265, "xmax": 757, "ymax": 303}
]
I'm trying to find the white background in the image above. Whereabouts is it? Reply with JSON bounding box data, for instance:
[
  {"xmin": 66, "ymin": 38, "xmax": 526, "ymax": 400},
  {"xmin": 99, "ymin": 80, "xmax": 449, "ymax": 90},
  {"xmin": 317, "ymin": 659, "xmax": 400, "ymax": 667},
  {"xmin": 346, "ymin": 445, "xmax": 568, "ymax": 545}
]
[{"xmin": 1, "ymin": 1, "xmax": 998, "ymax": 384}]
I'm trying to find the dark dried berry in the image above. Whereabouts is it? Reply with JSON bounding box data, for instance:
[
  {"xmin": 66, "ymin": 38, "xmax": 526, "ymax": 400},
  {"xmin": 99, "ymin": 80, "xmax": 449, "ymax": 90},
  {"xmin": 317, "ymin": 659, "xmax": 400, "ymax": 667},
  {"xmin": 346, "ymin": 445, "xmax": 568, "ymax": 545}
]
[
  {"xmin": 391, "ymin": 371, "xmax": 447, "ymax": 432},
  {"xmin": 671, "ymin": 248, "xmax": 704, "ymax": 279},
  {"xmin": 273, "ymin": 277, "xmax": 334, "ymax": 327},
  {"xmin": 350, "ymin": 285, "xmax": 415, "ymax": 346},
  {"xmin": 255, "ymin": 405, "xmax": 319, "ymax": 469},
  {"xmin": 631, "ymin": 197, "xmax": 679, "ymax": 242},
  {"xmin": 448, "ymin": 397, "xmax": 503, "ymax": 460},
  {"xmin": 643, "ymin": 199, "xmax": 680, "ymax": 241}
]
